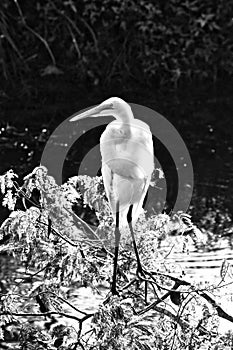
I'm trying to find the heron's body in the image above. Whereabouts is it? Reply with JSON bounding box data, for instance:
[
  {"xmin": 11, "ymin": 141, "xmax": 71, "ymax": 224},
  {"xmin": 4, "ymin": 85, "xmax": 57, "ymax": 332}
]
[
  {"xmin": 100, "ymin": 118, "xmax": 154, "ymax": 226},
  {"xmin": 70, "ymin": 97, "xmax": 154, "ymax": 293}
]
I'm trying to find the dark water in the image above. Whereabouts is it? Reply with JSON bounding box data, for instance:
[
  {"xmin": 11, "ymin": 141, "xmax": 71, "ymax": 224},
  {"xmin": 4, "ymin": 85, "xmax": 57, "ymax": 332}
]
[{"xmin": 0, "ymin": 83, "xmax": 232, "ymax": 223}]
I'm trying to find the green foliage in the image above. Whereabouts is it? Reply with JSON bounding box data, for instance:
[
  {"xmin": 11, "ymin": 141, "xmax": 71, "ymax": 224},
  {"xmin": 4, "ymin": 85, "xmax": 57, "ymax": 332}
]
[
  {"xmin": 0, "ymin": 167, "xmax": 233, "ymax": 349},
  {"xmin": 0, "ymin": 0, "xmax": 232, "ymax": 88}
]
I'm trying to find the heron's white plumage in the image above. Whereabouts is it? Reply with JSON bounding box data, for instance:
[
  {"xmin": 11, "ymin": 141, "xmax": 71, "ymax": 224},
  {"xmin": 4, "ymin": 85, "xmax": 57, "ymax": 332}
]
[
  {"xmin": 101, "ymin": 163, "xmax": 151, "ymax": 227},
  {"xmin": 100, "ymin": 119, "xmax": 153, "ymax": 226},
  {"xmin": 70, "ymin": 97, "xmax": 154, "ymax": 226}
]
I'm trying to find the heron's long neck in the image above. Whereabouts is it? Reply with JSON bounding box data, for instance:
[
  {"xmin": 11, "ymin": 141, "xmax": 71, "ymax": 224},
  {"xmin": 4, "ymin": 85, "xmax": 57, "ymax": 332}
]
[{"xmin": 114, "ymin": 108, "xmax": 134, "ymax": 123}]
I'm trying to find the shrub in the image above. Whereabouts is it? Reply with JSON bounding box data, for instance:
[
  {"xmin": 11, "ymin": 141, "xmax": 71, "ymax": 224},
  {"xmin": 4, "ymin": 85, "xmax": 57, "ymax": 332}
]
[
  {"xmin": 0, "ymin": 167, "xmax": 232, "ymax": 349},
  {"xmin": 0, "ymin": 0, "xmax": 232, "ymax": 89}
]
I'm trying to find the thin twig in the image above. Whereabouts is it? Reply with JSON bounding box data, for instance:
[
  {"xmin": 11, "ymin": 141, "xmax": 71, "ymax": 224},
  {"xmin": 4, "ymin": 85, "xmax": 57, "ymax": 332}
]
[
  {"xmin": 150, "ymin": 270, "xmax": 233, "ymax": 324},
  {"xmin": 78, "ymin": 313, "xmax": 94, "ymax": 339},
  {"xmin": 66, "ymin": 208, "xmax": 113, "ymax": 256},
  {"xmin": 49, "ymin": 1, "xmax": 82, "ymax": 36},
  {"xmin": 0, "ymin": 310, "xmax": 81, "ymax": 322},
  {"xmin": 38, "ymin": 220, "xmax": 80, "ymax": 247},
  {"xmin": 79, "ymin": 17, "xmax": 98, "ymax": 52},
  {"xmin": 138, "ymin": 281, "xmax": 181, "ymax": 316},
  {"xmin": 67, "ymin": 25, "xmax": 81, "ymax": 59},
  {"xmin": 170, "ymin": 291, "xmax": 195, "ymax": 350},
  {"xmin": 13, "ymin": 182, "xmax": 41, "ymax": 209},
  {"xmin": 13, "ymin": 0, "xmax": 56, "ymax": 65},
  {"xmin": 39, "ymin": 291, "xmax": 88, "ymax": 315}
]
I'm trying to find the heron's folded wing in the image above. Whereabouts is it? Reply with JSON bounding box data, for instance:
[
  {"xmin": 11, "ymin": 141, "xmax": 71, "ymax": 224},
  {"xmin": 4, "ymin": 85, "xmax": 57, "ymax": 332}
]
[{"xmin": 101, "ymin": 163, "xmax": 151, "ymax": 226}]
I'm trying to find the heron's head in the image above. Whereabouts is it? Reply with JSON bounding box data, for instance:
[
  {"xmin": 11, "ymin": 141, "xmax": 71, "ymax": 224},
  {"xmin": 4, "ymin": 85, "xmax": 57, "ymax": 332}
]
[{"xmin": 70, "ymin": 97, "xmax": 133, "ymax": 122}]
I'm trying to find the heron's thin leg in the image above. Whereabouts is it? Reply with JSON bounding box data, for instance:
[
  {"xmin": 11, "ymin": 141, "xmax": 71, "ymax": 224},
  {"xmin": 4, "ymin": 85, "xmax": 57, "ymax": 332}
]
[
  {"xmin": 127, "ymin": 205, "xmax": 143, "ymax": 273},
  {"xmin": 111, "ymin": 201, "xmax": 120, "ymax": 295},
  {"xmin": 145, "ymin": 281, "xmax": 148, "ymax": 303}
]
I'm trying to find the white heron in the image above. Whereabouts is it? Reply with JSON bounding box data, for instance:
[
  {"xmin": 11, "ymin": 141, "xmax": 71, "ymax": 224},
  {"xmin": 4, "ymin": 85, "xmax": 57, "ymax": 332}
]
[{"xmin": 70, "ymin": 97, "xmax": 154, "ymax": 294}]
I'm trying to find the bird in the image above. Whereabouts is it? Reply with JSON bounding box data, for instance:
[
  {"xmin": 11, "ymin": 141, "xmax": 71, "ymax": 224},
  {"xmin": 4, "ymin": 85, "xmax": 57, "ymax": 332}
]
[{"xmin": 70, "ymin": 97, "xmax": 154, "ymax": 294}]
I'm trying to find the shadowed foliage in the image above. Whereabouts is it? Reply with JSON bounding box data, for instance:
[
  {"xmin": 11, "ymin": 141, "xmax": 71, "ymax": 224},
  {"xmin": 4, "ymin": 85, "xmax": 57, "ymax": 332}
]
[{"xmin": 0, "ymin": 0, "xmax": 232, "ymax": 91}]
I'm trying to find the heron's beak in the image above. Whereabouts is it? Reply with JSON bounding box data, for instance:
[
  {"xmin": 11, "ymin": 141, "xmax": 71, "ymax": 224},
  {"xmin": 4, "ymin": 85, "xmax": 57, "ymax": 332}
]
[{"xmin": 70, "ymin": 102, "xmax": 114, "ymax": 121}]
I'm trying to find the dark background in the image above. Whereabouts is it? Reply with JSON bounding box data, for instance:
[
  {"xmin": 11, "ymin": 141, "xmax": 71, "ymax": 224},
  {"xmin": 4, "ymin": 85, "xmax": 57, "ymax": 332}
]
[{"xmin": 0, "ymin": 0, "xmax": 233, "ymax": 223}]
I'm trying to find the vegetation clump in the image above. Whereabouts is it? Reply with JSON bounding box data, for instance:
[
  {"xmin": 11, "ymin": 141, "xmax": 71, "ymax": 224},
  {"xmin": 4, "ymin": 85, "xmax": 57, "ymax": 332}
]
[{"xmin": 0, "ymin": 167, "xmax": 232, "ymax": 349}]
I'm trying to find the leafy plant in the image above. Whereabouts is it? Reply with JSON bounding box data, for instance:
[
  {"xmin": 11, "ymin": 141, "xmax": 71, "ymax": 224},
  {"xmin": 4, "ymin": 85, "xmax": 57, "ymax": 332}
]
[{"xmin": 0, "ymin": 167, "xmax": 232, "ymax": 349}]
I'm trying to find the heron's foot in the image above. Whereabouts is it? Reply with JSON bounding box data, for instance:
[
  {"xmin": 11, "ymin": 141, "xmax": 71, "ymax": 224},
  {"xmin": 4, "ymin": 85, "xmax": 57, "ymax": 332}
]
[
  {"xmin": 136, "ymin": 263, "xmax": 148, "ymax": 279},
  {"xmin": 111, "ymin": 285, "xmax": 119, "ymax": 296},
  {"xmin": 136, "ymin": 265, "xmax": 144, "ymax": 276},
  {"xmin": 136, "ymin": 264, "xmax": 154, "ymax": 283},
  {"xmin": 111, "ymin": 278, "xmax": 121, "ymax": 296}
]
